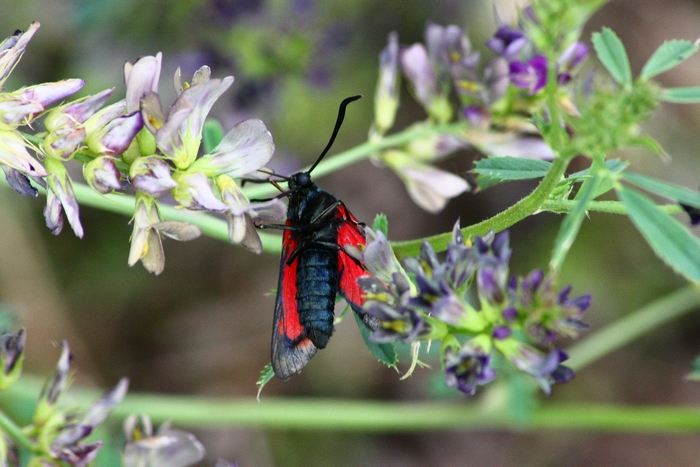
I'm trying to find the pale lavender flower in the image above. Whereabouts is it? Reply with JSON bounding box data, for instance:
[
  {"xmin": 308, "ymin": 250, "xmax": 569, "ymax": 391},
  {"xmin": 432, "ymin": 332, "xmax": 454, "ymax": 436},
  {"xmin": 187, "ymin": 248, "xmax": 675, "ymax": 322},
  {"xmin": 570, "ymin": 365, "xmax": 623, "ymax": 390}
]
[
  {"xmin": 0, "ymin": 22, "xmax": 40, "ymax": 87},
  {"xmin": 130, "ymin": 156, "xmax": 179, "ymax": 197},
  {"xmin": 44, "ymin": 157, "xmax": 83, "ymax": 238},
  {"xmin": 128, "ymin": 194, "xmax": 201, "ymax": 275},
  {"xmin": 400, "ymin": 43, "xmax": 438, "ymax": 111},
  {"xmin": 0, "ymin": 79, "xmax": 85, "ymax": 127},
  {"xmin": 0, "ymin": 129, "xmax": 46, "ymax": 177},
  {"xmin": 190, "ymin": 118, "xmax": 275, "ymax": 177},
  {"xmin": 216, "ymin": 174, "xmax": 286, "ymax": 253},
  {"xmin": 124, "ymin": 53, "xmax": 163, "ymax": 113},
  {"xmin": 383, "ymin": 150, "xmax": 469, "ymax": 213},
  {"xmin": 83, "ymin": 156, "xmax": 122, "ymax": 194},
  {"xmin": 123, "ymin": 415, "xmax": 205, "ymax": 467},
  {"xmin": 141, "ymin": 67, "xmax": 234, "ymax": 170},
  {"xmin": 171, "ymin": 172, "xmax": 228, "ymax": 211},
  {"xmin": 374, "ymin": 32, "xmax": 400, "ymax": 134}
]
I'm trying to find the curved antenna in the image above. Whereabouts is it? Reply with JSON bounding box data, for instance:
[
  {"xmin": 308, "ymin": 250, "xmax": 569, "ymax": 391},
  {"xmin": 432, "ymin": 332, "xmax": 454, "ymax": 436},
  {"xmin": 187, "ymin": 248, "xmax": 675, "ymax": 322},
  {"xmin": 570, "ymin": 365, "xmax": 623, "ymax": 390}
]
[{"xmin": 307, "ymin": 94, "xmax": 362, "ymax": 174}]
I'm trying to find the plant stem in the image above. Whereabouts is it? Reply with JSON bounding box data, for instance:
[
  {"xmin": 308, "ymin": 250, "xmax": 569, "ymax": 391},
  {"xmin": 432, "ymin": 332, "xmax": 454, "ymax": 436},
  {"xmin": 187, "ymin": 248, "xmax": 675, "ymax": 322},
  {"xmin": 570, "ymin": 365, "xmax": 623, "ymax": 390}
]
[
  {"xmin": 540, "ymin": 199, "xmax": 683, "ymax": 215},
  {"xmin": 392, "ymin": 155, "xmax": 571, "ymax": 258},
  {"xmin": 6, "ymin": 378, "xmax": 700, "ymax": 433},
  {"xmin": 242, "ymin": 122, "xmax": 466, "ymax": 200},
  {"xmin": 0, "ymin": 407, "xmax": 34, "ymax": 452},
  {"xmin": 566, "ymin": 284, "xmax": 700, "ymax": 371}
]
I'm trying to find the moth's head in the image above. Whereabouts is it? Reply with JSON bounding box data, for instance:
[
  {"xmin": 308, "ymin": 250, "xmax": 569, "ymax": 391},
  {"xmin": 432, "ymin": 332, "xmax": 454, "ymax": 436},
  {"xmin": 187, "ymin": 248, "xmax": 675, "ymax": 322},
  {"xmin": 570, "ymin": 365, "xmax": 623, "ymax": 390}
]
[{"xmin": 288, "ymin": 171, "xmax": 311, "ymax": 190}]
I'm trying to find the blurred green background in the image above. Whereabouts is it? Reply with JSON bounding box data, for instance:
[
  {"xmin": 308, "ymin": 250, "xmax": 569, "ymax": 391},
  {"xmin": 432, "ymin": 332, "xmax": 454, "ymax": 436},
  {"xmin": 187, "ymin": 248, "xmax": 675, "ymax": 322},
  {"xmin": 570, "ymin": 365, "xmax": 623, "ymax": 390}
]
[{"xmin": 2, "ymin": 0, "xmax": 700, "ymax": 465}]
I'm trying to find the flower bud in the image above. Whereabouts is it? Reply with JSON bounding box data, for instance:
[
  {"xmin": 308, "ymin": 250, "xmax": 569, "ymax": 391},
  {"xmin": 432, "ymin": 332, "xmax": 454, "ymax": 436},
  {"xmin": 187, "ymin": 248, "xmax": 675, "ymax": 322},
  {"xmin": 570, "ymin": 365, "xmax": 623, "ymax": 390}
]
[
  {"xmin": 374, "ymin": 32, "xmax": 399, "ymax": 134},
  {"xmin": 83, "ymin": 156, "xmax": 121, "ymax": 194},
  {"xmin": 0, "ymin": 22, "xmax": 40, "ymax": 86},
  {"xmin": 0, "ymin": 328, "xmax": 25, "ymax": 390},
  {"xmin": 34, "ymin": 341, "xmax": 72, "ymax": 427},
  {"xmin": 130, "ymin": 156, "xmax": 178, "ymax": 197}
]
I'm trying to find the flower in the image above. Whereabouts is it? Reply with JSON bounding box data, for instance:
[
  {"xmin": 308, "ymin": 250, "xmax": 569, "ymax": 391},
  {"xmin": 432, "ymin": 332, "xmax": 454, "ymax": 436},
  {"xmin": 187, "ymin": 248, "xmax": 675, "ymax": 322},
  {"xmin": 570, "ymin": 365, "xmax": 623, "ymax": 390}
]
[
  {"xmin": 124, "ymin": 53, "xmax": 163, "ymax": 113},
  {"xmin": 216, "ymin": 174, "xmax": 286, "ymax": 253},
  {"xmin": 44, "ymin": 157, "xmax": 83, "ymax": 238},
  {"xmin": 382, "ymin": 149, "xmax": 469, "ymax": 213},
  {"xmin": 130, "ymin": 156, "xmax": 178, "ymax": 197},
  {"xmin": 557, "ymin": 41, "xmax": 589, "ymax": 85},
  {"xmin": 0, "ymin": 79, "xmax": 85, "ymax": 129},
  {"xmin": 123, "ymin": 415, "xmax": 205, "ymax": 467},
  {"xmin": 83, "ymin": 156, "xmax": 121, "ymax": 194},
  {"xmin": 1, "ymin": 164, "xmax": 38, "ymax": 196},
  {"xmin": 0, "ymin": 328, "xmax": 25, "ymax": 390},
  {"xmin": 171, "ymin": 171, "xmax": 228, "ymax": 211},
  {"xmin": 50, "ymin": 378, "xmax": 129, "ymax": 467},
  {"xmin": 373, "ymin": 32, "xmax": 400, "ymax": 134},
  {"xmin": 0, "ymin": 22, "xmax": 40, "ymax": 87},
  {"xmin": 486, "ymin": 25, "xmax": 528, "ymax": 59},
  {"xmin": 141, "ymin": 67, "xmax": 234, "ymax": 170},
  {"xmin": 509, "ymin": 55, "xmax": 548, "ymax": 95},
  {"xmin": 128, "ymin": 194, "xmax": 201, "ymax": 275},
  {"xmin": 444, "ymin": 336, "xmax": 497, "ymax": 395},
  {"xmin": 84, "ymin": 100, "xmax": 144, "ymax": 157},
  {"xmin": 0, "ymin": 129, "xmax": 47, "ymax": 178},
  {"xmin": 34, "ymin": 341, "xmax": 72, "ymax": 427}
]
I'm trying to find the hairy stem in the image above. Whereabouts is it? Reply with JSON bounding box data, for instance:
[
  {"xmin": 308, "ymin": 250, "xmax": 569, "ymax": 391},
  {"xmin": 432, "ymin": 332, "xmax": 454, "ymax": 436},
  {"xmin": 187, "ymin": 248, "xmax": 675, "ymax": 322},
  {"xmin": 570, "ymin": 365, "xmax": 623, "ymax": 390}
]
[{"xmin": 392, "ymin": 155, "xmax": 570, "ymax": 258}]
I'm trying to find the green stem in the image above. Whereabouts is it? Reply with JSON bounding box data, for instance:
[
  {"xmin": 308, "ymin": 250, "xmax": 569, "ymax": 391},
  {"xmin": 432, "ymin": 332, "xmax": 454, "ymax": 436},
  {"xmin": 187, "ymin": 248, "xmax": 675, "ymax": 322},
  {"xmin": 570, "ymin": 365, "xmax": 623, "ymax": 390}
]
[
  {"xmin": 243, "ymin": 122, "xmax": 466, "ymax": 200},
  {"xmin": 541, "ymin": 199, "xmax": 683, "ymax": 215},
  {"xmin": 0, "ymin": 407, "xmax": 34, "ymax": 452},
  {"xmin": 6, "ymin": 378, "xmax": 700, "ymax": 433},
  {"xmin": 566, "ymin": 284, "xmax": 700, "ymax": 371},
  {"xmin": 392, "ymin": 155, "xmax": 571, "ymax": 258}
]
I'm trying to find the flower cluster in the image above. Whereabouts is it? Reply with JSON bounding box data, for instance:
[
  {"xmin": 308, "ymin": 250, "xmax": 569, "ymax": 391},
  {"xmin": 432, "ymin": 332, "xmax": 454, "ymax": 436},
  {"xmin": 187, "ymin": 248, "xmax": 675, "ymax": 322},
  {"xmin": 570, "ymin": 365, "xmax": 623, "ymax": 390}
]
[
  {"xmin": 359, "ymin": 221, "xmax": 590, "ymax": 395},
  {"xmin": 0, "ymin": 23, "xmax": 286, "ymax": 274},
  {"xmin": 370, "ymin": 12, "xmax": 590, "ymax": 212}
]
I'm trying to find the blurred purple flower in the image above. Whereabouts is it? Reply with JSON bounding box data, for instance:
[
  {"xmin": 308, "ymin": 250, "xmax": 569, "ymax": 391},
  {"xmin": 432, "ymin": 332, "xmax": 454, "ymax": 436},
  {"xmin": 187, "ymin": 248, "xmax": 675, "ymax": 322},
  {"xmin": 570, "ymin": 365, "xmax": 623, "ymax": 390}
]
[
  {"xmin": 444, "ymin": 340, "xmax": 497, "ymax": 395},
  {"xmin": 510, "ymin": 55, "xmax": 548, "ymax": 95},
  {"xmin": 487, "ymin": 25, "xmax": 528, "ymax": 59}
]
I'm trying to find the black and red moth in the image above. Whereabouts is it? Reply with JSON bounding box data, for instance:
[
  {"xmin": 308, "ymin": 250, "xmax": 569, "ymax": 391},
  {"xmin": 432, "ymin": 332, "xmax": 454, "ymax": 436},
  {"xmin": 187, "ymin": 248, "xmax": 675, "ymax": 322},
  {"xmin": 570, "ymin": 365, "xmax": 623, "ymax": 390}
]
[{"xmin": 265, "ymin": 95, "xmax": 376, "ymax": 380}]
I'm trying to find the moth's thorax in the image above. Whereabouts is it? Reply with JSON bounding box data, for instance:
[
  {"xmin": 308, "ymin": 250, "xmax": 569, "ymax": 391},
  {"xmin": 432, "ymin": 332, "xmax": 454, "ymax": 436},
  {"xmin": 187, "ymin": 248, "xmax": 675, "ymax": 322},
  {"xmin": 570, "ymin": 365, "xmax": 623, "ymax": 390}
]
[{"xmin": 287, "ymin": 178, "xmax": 338, "ymax": 225}]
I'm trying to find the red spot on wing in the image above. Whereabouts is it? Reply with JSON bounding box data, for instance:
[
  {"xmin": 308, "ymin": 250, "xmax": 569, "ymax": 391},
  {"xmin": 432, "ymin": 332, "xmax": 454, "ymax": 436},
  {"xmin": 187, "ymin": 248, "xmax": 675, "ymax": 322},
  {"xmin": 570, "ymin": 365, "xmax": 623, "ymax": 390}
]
[{"xmin": 335, "ymin": 204, "xmax": 367, "ymax": 312}]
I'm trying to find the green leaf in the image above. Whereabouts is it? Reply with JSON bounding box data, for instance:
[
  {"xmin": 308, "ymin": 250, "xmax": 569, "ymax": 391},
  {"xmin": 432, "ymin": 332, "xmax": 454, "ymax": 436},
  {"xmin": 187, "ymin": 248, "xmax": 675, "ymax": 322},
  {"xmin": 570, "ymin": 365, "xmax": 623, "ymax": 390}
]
[
  {"xmin": 256, "ymin": 363, "xmax": 275, "ymax": 400},
  {"xmin": 622, "ymin": 172, "xmax": 700, "ymax": 207},
  {"xmin": 640, "ymin": 40, "xmax": 699, "ymax": 80},
  {"xmin": 660, "ymin": 87, "xmax": 700, "ymax": 103},
  {"xmin": 592, "ymin": 28, "xmax": 632, "ymax": 85},
  {"xmin": 372, "ymin": 214, "xmax": 389, "ymax": 236},
  {"xmin": 354, "ymin": 312, "xmax": 398, "ymax": 368},
  {"xmin": 474, "ymin": 156, "xmax": 552, "ymax": 189},
  {"xmin": 203, "ymin": 119, "xmax": 225, "ymax": 154},
  {"xmin": 568, "ymin": 159, "xmax": 629, "ymax": 181},
  {"xmin": 551, "ymin": 173, "xmax": 602, "ymax": 271},
  {"xmin": 618, "ymin": 186, "xmax": 700, "ymax": 282}
]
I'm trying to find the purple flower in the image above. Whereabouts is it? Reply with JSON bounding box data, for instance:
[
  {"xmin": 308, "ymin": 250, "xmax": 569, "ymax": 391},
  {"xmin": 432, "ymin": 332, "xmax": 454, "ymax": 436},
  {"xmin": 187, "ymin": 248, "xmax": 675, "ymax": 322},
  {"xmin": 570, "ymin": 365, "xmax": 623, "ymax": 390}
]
[
  {"xmin": 444, "ymin": 340, "xmax": 497, "ymax": 395},
  {"xmin": 509, "ymin": 55, "xmax": 548, "ymax": 95},
  {"xmin": 498, "ymin": 340, "xmax": 574, "ymax": 394},
  {"xmin": 83, "ymin": 156, "xmax": 122, "ymax": 194},
  {"xmin": 130, "ymin": 156, "xmax": 179, "ymax": 197},
  {"xmin": 44, "ymin": 157, "xmax": 83, "ymax": 238},
  {"xmin": 487, "ymin": 25, "xmax": 528, "ymax": 59},
  {"xmin": 557, "ymin": 41, "xmax": 589, "ymax": 85},
  {"xmin": 374, "ymin": 32, "xmax": 400, "ymax": 134},
  {"xmin": 0, "ymin": 79, "xmax": 85, "ymax": 127}
]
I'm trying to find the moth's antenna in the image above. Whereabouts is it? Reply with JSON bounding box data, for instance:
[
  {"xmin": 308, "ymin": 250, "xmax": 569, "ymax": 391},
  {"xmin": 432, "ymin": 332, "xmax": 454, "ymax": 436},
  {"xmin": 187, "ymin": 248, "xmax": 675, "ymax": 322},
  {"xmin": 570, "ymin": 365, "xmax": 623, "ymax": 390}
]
[{"xmin": 307, "ymin": 95, "xmax": 362, "ymax": 174}]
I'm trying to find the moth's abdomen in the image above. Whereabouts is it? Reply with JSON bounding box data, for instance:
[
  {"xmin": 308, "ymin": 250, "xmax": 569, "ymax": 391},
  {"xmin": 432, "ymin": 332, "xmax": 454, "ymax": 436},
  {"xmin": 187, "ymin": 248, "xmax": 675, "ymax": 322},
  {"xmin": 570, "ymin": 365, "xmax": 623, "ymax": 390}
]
[{"xmin": 296, "ymin": 248, "xmax": 338, "ymax": 349}]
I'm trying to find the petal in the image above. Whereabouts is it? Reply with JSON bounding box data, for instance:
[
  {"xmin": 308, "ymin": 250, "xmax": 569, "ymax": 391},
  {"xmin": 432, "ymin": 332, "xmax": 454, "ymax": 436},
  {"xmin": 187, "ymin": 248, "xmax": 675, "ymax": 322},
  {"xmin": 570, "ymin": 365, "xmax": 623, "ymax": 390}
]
[
  {"xmin": 152, "ymin": 221, "xmax": 202, "ymax": 241},
  {"xmin": 400, "ymin": 44, "xmax": 437, "ymax": 106},
  {"xmin": 98, "ymin": 111, "xmax": 144, "ymax": 156},
  {"xmin": 400, "ymin": 162, "xmax": 469, "ymax": 213},
  {"xmin": 206, "ymin": 119, "xmax": 275, "ymax": 176},
  {"xmin": 125, "ymin": 53, "xmax": 162, "ymax": 112},
  {"xmin": 2, "ymin": 164, "xmax": 37, "ymax": 196},
  {"xmin": 44, "ymin": 188, "xmax": 64, "ymax": 235},
  {"xmin": 0, "ymin": 130, "xmax": 46, "ymax": 176}
]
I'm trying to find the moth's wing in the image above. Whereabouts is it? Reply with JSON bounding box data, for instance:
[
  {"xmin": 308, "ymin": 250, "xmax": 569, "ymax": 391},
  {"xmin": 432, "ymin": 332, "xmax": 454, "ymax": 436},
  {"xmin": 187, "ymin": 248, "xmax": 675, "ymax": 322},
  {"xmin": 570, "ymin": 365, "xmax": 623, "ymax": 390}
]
[
  {"xmin": 335, "ymin": 204, "xmax": 378, "ymax": 330},
  {"xmin": 271, "ymin": 228, "xmax": 317, "ymax": 380}
]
